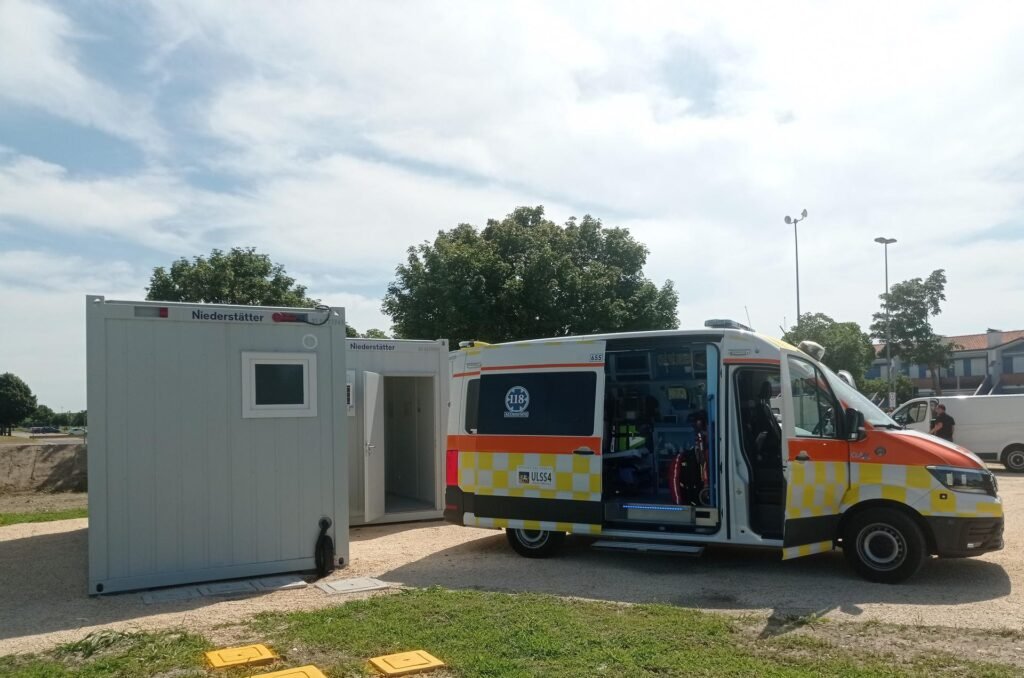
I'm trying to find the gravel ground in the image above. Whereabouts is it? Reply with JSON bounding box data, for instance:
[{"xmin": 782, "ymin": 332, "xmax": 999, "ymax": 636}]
[{"xmin": 1, "ymin": 470, "xmax": 1021, "ymax": 656}]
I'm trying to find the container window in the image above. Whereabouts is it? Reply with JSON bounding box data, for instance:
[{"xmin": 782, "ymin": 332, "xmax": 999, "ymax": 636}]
[{"xmin": 242, "ymin": 352, "xmax": 317, "ymax": 418}]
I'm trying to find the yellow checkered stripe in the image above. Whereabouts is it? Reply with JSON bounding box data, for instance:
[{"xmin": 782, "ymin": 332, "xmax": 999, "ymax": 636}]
[
  {"xmin": 465, "ymin": 513, "xmax": 602, "ymax": 535},
  {"xmin": 785, "ymin": 461, "xmax": 1003, "ymax": 521},
  {"xmin": 458, "ymin": 451, "xmax": 602, "ymax": 502},
  {"xmin": 844, "ymin": 463, "xmax": 1003, "ymax": 519},
  {"xmin": 782, "ymin": 540, "xmax": 833, "ymax": 559}
]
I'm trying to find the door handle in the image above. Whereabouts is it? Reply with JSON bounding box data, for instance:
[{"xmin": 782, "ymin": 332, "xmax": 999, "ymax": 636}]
[
  {"xmin": 366, "ymin": 443, "xmax": 376, "ymax": 452},
  {"xmin": 573, "ymin": 447, "xmax": 595, "ymax": 455},
  {"xmin": 795, "ymin": 451, "xmax": 810, "ymax": 461}
]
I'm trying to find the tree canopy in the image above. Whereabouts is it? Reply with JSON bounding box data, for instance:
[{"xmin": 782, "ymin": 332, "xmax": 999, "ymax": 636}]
[
  {"xmin": 147, "ymin": 247, "xmax": 362, "ymax": 336},
  {"xmin": 869, "ymin": 269, "xmax": 955, "ymax": 393},
  {"xmin": 382, "ymin": 206, "xmax": 678, "ymax": 345},
  {"xmin": 146, "ymin": 247, "xmax": 317, "ymax": 307},
  {"xmin": 0, "ymin": 373, "xmax": 37, "ymax": 436},
  {"xmin": 783, "ymin": 313, "xmax": 875, "ymax": 381}
]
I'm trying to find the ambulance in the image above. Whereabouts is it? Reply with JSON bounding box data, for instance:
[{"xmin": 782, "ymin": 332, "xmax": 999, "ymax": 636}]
[{"xmin": 444, "ymin": 321, "xmax": 1004, "ymax": 583}]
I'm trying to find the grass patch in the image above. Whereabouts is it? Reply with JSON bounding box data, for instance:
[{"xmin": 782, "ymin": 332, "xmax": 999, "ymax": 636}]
[
  {"xmin": 0, "ymin": 630, "xmax": 210, "ymax": 677},
  {"xmin": 251, "ymin": 588, "xmax": 1021, "ymax": 677},
  {"xmin": 1, "ymin": 590, "xmax": 1021, "ymax": 677},
  {"xmin": 0, "ymin": 508, "xmax": 88, "ymax": 526}
]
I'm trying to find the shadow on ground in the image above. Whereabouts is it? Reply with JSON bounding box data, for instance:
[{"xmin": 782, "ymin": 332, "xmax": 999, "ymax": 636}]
[{"xmin": 378, "ymin": 531, "xmax": 1012, "ymax": 633}]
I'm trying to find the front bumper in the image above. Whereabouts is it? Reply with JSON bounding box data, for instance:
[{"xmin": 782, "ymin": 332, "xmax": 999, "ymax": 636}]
[{"xmin": 926, "ymin": 515, "xmax": 1004, "ymax": 557}]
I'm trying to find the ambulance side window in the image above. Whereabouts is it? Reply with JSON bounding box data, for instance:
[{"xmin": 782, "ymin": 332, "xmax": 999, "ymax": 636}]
[
  {"xmin": 477, "ymin": 371, "xmax": 597, "ymax": 436},
  {"xmin": 787, "ymin": 356, "xmax": 840, "ymax": 438},
  {"xmin": 464, "ymin": 379, "xmax": 480, "ymax": 433}
]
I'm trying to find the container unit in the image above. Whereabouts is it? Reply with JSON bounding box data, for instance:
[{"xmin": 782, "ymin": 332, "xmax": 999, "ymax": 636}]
[
  {"xmin": 345, "ymin": 338, "xmax": 448, "ymax": 525},
  {"xmin": 86, "ymin": 296, "xmax": 349, "ymax": 594}
]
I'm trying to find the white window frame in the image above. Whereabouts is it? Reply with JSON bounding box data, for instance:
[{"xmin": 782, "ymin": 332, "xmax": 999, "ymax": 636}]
[{"xmin": 241, "ymin": 351, "xmax": 318, "ymax": 419}]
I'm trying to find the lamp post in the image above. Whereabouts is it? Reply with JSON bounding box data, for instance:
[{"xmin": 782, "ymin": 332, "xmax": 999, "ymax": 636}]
[
  {"xmin": 874, "ymin": 236, "xmax": 897, "ymax": 407},
  {"xmin": 784, "ymin": 209, "xmax": 808, "ymax": 326}
]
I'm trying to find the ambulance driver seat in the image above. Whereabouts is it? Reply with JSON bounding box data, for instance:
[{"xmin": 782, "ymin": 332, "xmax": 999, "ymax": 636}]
[{"xmin": 748, "ymin": 379, "xmax": 785, "ymax": 538}]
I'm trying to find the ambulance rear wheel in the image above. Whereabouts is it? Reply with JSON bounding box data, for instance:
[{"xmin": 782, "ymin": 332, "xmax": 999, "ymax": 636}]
[
  {"xmin": 843, "ymin": 508, "xmax": 926, "ymax": 584},
  {"xmin": 506, "ymin": 528, "xmax": 565, "ymax": 558}
]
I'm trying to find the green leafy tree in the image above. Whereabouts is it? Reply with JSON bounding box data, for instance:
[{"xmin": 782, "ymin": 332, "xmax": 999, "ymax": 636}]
[
  {"xmin": 147, "ymin": 247, "xmax": 317, "ymax": 307},
  {"xmin": 147, "ymin": 246, "xmax": 358, "ymax": 335},
  {"xmin": 860, "ymin": 375, "xmax": 915, "ymax": 407},
  {"xmin": 362, "ymin": 329, "xmax": 390, "ymax": 339},
  {"xmin": 28, "ymin": 404, "xmax": 55, "ymax": 426},
  {"xmin": 383, "ymin": 206, "xmax": 678, "ymax": 345},
  {"xmin": 0, "ymin": 373, "xmax": 37, "ymax": 436},
  {"xmin": 71, "ymin": 410, "xmax": 87, "ymax": 427},
  {"xmin": 783, "ymin": 313, "xmax": 875, "ymax": 381},
  {"xmin": 870, "ymin": 269, "xmax": 956, "ymax": 394}
]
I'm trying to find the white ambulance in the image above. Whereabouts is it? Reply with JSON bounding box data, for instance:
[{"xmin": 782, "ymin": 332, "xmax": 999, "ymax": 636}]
[{"xmin": 444, "ymin": 321, "xmax": 1003, "ymax": 583}]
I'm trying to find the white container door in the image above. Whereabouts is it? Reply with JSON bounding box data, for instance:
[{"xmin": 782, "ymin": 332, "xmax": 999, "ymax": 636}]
[{"xmin": 364, "ymin": 371, "xmax": 386, "ymax": 523}]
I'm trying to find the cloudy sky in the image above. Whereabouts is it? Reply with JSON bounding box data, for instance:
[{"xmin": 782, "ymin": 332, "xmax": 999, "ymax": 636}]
[{"xmin": 2, "ymin": 0, "xmax": 1023, "ymax": 411}]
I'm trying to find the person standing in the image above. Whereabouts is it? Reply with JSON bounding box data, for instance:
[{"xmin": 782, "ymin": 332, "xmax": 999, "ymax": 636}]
[{"xmin": 930, "ymin": 404, "xmax": 956, "ymax": 442}]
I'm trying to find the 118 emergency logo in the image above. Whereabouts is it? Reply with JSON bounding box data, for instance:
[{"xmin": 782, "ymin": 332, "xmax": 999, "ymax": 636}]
[{"xmin": 504, "ymin": 385, "xmax": 530, "ymax": 418}]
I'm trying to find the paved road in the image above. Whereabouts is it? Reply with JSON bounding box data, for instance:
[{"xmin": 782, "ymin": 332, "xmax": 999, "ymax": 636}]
[{"xmin": 0, "ymin": 468, "xmax": 1020, "ymax": 655}]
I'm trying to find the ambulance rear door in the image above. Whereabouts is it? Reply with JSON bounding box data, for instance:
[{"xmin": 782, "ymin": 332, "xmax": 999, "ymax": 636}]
[
  {"xmin": 466, "ymin": 339, "xmax": 606, "ymax": 533},
  {"xmin": 780, "ymin": 354, "xmax": 850, "ymax": 559}
]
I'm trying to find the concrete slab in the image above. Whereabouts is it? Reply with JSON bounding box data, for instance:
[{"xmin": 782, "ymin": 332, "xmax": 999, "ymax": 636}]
[
  {"xmin": 252, "ymin": 575, "xmax": 309, "ymax": 592},
  {"xmin": 315, "ymin": 576, "xmax": 390, "ymax": 595},
  {"xmin": 198, "ymin": 580, "xmax": 258, "ymax": 597},
  {"xmin": 141, "ymin": 586, "xmax": 202, "ymax": 605}
]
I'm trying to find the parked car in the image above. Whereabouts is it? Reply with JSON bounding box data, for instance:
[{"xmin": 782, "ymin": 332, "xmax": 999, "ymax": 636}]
[{"xmin": 69, "ymin": 427, "xmax": 87, "ymax": 435}]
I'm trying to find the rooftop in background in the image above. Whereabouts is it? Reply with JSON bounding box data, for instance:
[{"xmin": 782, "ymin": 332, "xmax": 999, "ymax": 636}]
[{"xmin": 875, "ymin": 329, "xmax": 1024, "ymax": 355}]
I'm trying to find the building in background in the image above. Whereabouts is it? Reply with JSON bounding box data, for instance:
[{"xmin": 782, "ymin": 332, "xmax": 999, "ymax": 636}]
[{"xmin": 868, "ymin": 329, "xmax": 1024, "ymax": 396}]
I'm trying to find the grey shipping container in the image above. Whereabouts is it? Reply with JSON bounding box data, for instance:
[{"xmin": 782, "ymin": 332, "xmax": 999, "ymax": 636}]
[{"xmin": 86, "ymin": 296, "xmax": 349, "ymax": 594}]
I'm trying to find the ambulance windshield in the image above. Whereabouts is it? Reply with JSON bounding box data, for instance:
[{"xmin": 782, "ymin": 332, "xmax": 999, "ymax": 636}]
[{"xmin": 822, "ymin": 364, "xmax": 899, "ymax": 427}]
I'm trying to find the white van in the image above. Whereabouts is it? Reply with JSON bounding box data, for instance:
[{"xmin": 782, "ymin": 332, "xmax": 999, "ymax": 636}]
[{"xmin": 891, "ymin": 394, "xmax": 1024, "ymax": 472}]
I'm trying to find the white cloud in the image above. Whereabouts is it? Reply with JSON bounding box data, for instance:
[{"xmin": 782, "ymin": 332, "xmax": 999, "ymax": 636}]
[{"xmin": 0, "ymin": 0, "xmax": 165, "ymax": 153}]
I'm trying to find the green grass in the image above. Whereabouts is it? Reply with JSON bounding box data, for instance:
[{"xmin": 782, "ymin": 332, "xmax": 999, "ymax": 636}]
[
  {"xmin": 0, "ymin": 589, "xmax": 1020, "ymax": 677},
  {"xmin": 0, "ymin": 630, "xmax": 210, "ymax": 677},
  {"xmin": 0, "ymin": 509, "xmax": 88, "ymax": 526}
]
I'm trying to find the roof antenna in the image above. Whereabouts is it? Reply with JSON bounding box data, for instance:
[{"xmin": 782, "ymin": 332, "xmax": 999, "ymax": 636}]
[{"xmin": 744, "ymin": 305, "xmax": 752, "ymax": 329}]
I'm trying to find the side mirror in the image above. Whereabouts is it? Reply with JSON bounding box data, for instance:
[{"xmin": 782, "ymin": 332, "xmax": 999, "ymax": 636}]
[{"xmin": 845, "ymin": 408, "xmax": 867, "ymax": 441}]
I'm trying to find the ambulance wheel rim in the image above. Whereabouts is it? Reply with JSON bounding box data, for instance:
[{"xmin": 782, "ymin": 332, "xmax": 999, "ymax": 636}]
[
  {"xmin": 857, "ymin": 523, "xmax": 906, "ymax": 571},
  {"xmin": 515, "ymin": 529, "xmax": 549, "ymax": 548}
]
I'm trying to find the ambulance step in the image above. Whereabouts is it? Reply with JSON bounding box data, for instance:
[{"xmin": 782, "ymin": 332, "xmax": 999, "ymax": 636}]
[{"xmin": 591, "ymin": 540, "xmax": 704, "ymax": 556}]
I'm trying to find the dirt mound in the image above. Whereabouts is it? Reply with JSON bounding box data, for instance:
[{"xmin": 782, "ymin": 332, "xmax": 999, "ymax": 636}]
[{"xmin": 0, "ymin": 444, "xmax": 87, "ymax": 493}]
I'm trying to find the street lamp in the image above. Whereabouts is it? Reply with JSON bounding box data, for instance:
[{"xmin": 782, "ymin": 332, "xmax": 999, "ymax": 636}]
[
  {"xmin": 784, "ymin": 209, "xmax": 808, "ymax": 325},
  {"xmin": 874, "ymin": 236, "xmax": 897, "ymax": 407}
]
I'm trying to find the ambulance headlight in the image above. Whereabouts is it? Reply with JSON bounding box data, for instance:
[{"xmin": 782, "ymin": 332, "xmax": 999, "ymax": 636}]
[{"xmin": 927, "ymin": 466, "xmax": 997, "ymax": 497}]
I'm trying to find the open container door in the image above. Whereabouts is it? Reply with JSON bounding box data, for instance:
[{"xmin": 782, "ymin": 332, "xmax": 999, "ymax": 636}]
[
  {"xmin": 363, "ymin": 371, "xmax": 386, "ymax": 523},
  {"xmin": 780, "ymin": 353, "xmax": 850, "ymax": 559},
  {"xmin": 464, "ymin": 339, "xmax": 607, "ymax": 535}
]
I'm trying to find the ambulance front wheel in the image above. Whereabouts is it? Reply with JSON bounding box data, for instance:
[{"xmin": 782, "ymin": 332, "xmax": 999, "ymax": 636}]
[
  {"xmin": 843, "ymin": 508, "xmax": 926, "ymax": 584},
  {"xmin": 506, "ymin": 528, "xmax": 566, "ymax": 558}
]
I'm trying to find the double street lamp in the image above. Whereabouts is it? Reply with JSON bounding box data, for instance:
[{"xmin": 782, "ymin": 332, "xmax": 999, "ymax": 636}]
[
  {"xmin": 784, "ymin": 209, "xmax": 809, "ymax": 326},
  {"xmin": 874, "ymin": 236, "xmax": 897, "ymax": 407}
]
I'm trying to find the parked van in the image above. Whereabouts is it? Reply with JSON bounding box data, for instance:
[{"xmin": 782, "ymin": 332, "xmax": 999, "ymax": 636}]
[
  {"xmin": 444, "ymin": 321, "xmax": 1003, "ymax": 583},
  {"xmin": 891, "ymin": 395, "xmax": 1024, "ymax": 472}
]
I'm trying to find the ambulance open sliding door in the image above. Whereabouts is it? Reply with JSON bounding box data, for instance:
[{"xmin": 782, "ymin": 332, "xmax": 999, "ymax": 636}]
[
  {"xmin": 467, "ymin": 340, "xmax": 607, "ymax": 534},
  {"xmin": 363, "ymin": 371, "xmax": 385, "ymax": 523},
  {"xmin": 780, "ymin": 354, "xmax": 850, "ymax": 559}
]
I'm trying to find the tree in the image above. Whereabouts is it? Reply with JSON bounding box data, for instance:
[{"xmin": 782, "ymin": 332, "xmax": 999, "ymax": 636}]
[
  {"xmin": 0, "ymin": 373, "xmax": 36, "ymax": 436},
  {"xmin": 28, "ymin": 404, "xmax": 55, "ymax": 426},
  {"xmin": 147, "ymin": 246, "xmax": 360, "ymax": 336},
  {"xmin": 860, "ymin": 375, "xmax": 915, "ymax": 407},
  {"xmin": 870, "ymin": 269, "xmax": 956, "ymax": 394},
  {"xmin": 147, "ymin": 247, "xmax": 317, "ymax": 307},
  {"xmin": 383, "ymin": 206, "xmax": 678, "ymax": 346},
  {"xmin": 362, "ymin": 329, "xmax": 390, "ymax": 339},
  {"xmin": 783, "ymin": 313, "xmax": 875, "ymax": 381}
]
